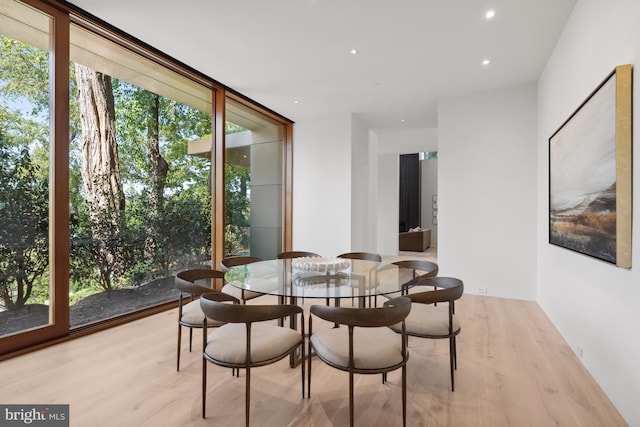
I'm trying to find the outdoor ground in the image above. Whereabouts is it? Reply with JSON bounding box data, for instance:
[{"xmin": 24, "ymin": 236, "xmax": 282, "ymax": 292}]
[{"xmin": 0, "ymin": 277, "xmax": 179, "ymax": 336}]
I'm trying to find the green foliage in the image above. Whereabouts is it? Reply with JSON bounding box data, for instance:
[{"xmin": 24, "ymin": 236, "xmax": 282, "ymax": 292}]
[
  {"xmin": 225, "ymin": 162, "xmax": 250, "ymax": 255},
  {"xmin": 1, "ymin": 32, "xmax": 228, "ymax": 310},
  {"xmin": 113, "ymin": 80, "xmax": 212, "ymax": 190},
  {"xmin": 0, "ymin": 35, "xmax": 49, "ymax": 114},
  {"xmin": 226, "ymin": 122, "xmax": 246, "ymax": 134},
  {"xmin": 0, "ymin": 141, "xmax": 49, "ymax": 310}
]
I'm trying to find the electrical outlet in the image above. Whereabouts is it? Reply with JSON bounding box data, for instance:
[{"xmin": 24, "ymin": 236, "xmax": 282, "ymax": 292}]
[
  {"xmin": 477, "ymin": 287, "xmax": 488, "ymax": 294},
  {"xmin": 576, "ymin": 346, "xmax": 583, "ymax": 359}
]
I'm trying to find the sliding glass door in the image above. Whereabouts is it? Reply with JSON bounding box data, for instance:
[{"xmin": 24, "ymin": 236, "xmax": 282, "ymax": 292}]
[
  {"xmin": 67, "ymin": 22, "xmax": 214, "ymax": 328},
  {"xmin": 0, "ymin": 0, "xmax": 68, "ymax": 346},
  {"xmin": 1, "ymin": 0, "xmax": 292, "ymax": 357}
]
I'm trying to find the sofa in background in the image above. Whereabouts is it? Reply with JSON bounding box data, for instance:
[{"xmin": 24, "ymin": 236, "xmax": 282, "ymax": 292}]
[{"xmin": 399, "ymin": 228, "xmax": 431, "ymax": 252}]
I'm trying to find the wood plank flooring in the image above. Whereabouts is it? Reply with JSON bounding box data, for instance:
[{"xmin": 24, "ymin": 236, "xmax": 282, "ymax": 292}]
[{"xmin": 0, "ymin": 294, "xmax": 627, "ymax": 426}]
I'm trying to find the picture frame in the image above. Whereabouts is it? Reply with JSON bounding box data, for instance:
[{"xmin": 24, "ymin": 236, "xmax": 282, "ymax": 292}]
[{"xmin": 549, "ymin": 64, "xmax": 633, "ymax": 268}]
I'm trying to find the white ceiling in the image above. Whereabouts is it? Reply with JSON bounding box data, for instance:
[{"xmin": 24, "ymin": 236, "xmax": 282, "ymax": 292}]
[{"xmin": 68, "ymin": 0, "xmax": 577, "ymax": 132}]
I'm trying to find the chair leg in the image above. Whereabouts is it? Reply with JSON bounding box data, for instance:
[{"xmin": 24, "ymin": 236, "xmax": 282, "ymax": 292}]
[
  {"xmin": 301, "ymin": 343, "xmax": 306, "ymax": 399},
  {"xmin": 402, "ymin": 365, "xmax": 407, "ymax": 427},
  {"xmin": 189, "ymin": 328, "xmax": 193, "ymax": 352},
  {"xmin": 307, "ymin": 342, "xmax": 312, "ymax": 398},
  {"xmin": 349, "ymin": 371, "xmax": 355, "ymax": 427},
  {"xmin": 449, "ymin": 336, "xmax": 455, "ymax": 392},
  {"xmin": 453, "ymin": 336, "xmax": 458, "ymax": 370},
  {"xmin": 176, "ymin": 324, "xmax": 182, "ymax": 372},
  {"xmin": 245, "ymin": 367, "xmax": 251, "ymax": 427},
  {"xmin": 303, "ymin": 340, "xmax": 312, "ymax": 399},
  {"xmin": 202, "ymin": 358, "xmax": 207, "ymax": 418}
]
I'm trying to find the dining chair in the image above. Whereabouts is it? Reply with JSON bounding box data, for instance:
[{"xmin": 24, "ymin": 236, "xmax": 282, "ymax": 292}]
[
  {"xmin": 277, "ymin": 251, "xmax": 321, "ymax": 306},
  {"xmin": 337, "ymin": 251, "xmax": 382, "ymax": 262},
  {"xmin": 308, "ymin": 296, "xmax": 411, "ymax": 427},
  {"xmin": 200, "ymin": 292, "xmax": 305, "ymax": 426},
  {"xmin": 338, "ymin": 252, "xmax": 383, "ymax": 307},
  {"xmin": 220, "ymin": 255, "xmax": 264, "ymax": 272},
  {"xmin": 174, "ymin": 268, "xmax": 229, "ymax": 371},
  {"xmin": 276, "ymin": 250, "xmax": 321, "ymax": 259},
  {"xmin": 391, "ymin": 259, "xmax": 439, "ymax": 295},
  {"xmin": 386, "ymin": 276, "xmax": 464, "ymax": 391},
  {"xmin": 220, "ymin": 255, "xmax": 264, "ymax": 304}
]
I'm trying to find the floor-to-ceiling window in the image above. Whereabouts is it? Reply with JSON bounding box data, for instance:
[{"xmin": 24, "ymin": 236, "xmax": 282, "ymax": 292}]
[
  {"xmin": 1, "ymin": 0, "xmax": 292, "ymax": 357},
  {"xmin": 0, "ymin": 0, "xmax": 67, "ymax": 346},
  {"xmin": 224, "ymin": 97, "xmax": 289, "ymax": 260},
  {"xmin": 66, "ymin": 21, "xmax": 214, "ymax": 328}
]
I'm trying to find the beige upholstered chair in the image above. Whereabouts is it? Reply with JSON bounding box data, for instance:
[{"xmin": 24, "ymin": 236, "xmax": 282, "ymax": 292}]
[
  {"xmin": 308, "ymin": 296, "xmax": 411, "ymax": 427},
  {"xmin": 174, "ymin": 268, "xmax": 229, "ymax": 371},
  {"xmin": 220, "ymin": 255, "xmax": 264, "ymax": 303},
  {"xmin": 387, "ymin": 276, "xmax": 464, "ymax": 391},
  {"xmin": 200, "ymin": 292, "xmax": 305, "ymax": 426}
]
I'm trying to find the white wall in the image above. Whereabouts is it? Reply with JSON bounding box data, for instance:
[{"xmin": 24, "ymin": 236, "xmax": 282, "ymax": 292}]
[
  {"xmin": 537, "ymin": 0, "xmax": 640, "ymax": 424},
  {"xmin": 376, "ymin": 128, "xmax": 438, "ymax": 255},
  {"xmin": 377, "ymin": 127, "xmax": 438, "ymax": 155},
  {"xmin": 438, "ymin": 83, "xmax": 537, "ymax": 298},
  {"xmin": 377, "ymin": 153, "xmax": 399, "ymax": 255},
  {"xmin": 350, "ymin": 115, "xmax": 377, "ymax": 252},
  {"xmin": 421, "ymin": 158, "xmax": 438, "ymax": 244},
  {"xmin": 292, "ymin": 113, "xmax": 352, "ymax": 257}
]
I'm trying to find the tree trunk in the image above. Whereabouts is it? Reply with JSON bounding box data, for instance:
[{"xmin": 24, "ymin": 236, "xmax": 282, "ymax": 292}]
[
  {"xmin": 144, "ymin": 93, "xmax": 169, "ymax": 274},
  {"xmin": 147, "ymin": 94, "xmax": 168, "ymax": 207},
  {"xmin": 75, "ymin": 64, "xmax": 124, "ymax": 289},
  {"xmin": 75, "ymin": 64, "xmax": 124, "ymax": 218}
]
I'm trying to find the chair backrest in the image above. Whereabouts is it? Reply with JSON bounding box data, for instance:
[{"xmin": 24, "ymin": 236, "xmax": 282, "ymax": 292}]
[
  {"xmin": 220, "ymin": 255, "xmax": 264, "ymax": 272},
  {"xmin": 175, "ymin": 268, "xmax": 225, "ymax": 296},
  {"xmin": 200, "ymin": 292, "xmax": 302, "ymax": 324},
  {"xmin": 337, "ymin": 252, "xmax": 382, "ymax": 262},
  {"xmin": 310, "ymin": 296, "xmax": 411, "ymax": 328},
  {"xmin": 392, "ymin": 259, "xmax": 439, "ymax": 279},
  {"xmin": 403, "ymin": 276, "xmax": 464, "ymax": 305},
  {"xmin": 276, "ymin": 251, "xmax": 321, "ymax": 259}
]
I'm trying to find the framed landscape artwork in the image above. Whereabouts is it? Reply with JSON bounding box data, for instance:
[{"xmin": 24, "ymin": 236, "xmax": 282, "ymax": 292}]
[{"xmin": 549, "ymin": 64, "xmax": 633, "ymax": 268}]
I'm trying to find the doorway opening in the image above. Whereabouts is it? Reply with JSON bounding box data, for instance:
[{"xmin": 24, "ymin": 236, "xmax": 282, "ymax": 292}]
[{"xmin": 398, "ymin": 152, "xmax": 437, "ymax": 254}]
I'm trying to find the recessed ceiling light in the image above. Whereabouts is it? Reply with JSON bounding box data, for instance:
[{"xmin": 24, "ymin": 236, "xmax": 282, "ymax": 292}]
[
  {"xmin": 401, "ymin": 119, "xmax": 406, "ymax": 123},
  {"xmin": 349, "ymin": 48, "xmax": 358, "ymax": 55},
  {"xmin": 482, "ymin": 59, "xmax": 491, "ymax": 66},
  {"xmin": 485, "ymin": 10, "xmax": 495, "ymax": 19},
  {"xmin": 293, "ymin": 100, "xmax": 300, "ymax": 104}
]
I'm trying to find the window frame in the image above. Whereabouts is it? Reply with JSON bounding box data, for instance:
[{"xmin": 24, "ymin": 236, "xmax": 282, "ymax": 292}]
[{"xmin": 1, "ymin": 0, "xmax": 293, "ymax": 359}]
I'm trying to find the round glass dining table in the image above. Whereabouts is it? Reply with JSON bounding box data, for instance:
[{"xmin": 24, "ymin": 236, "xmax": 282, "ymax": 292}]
[
  {"xmin": 225, "ymin": 257, "xmax": 416, "ymax": 367},
  {"xmin": 224, "ymin": 258, "xmax": 415, "ymax": 307}
]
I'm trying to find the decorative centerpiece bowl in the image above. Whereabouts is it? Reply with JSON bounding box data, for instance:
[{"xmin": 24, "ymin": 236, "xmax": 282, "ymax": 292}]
[{"xmin": 291, "ymin": 257, "xmax": 350, "ymax": 273}]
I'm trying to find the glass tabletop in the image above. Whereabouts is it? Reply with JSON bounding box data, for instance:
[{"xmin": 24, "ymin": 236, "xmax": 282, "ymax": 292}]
[{"xmin": 224, "ymin": 258, "xmax": 415, "ymax": 300}]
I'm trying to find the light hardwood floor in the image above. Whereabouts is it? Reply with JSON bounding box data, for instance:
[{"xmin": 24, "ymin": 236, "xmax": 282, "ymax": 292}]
[{"xmin": 0, "ymin": 293, "xmax": 627, "ymax": 426}]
